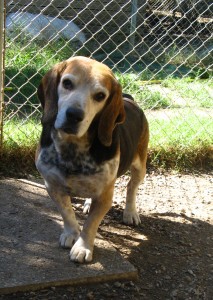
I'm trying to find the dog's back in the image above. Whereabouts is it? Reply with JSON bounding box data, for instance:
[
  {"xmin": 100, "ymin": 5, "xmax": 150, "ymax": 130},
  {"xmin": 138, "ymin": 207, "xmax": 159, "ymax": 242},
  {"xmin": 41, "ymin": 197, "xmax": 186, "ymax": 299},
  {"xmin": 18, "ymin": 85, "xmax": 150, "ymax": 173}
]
[{"xmin": 118, "ymin": 97, "xmax": 149, "ymax": 177}]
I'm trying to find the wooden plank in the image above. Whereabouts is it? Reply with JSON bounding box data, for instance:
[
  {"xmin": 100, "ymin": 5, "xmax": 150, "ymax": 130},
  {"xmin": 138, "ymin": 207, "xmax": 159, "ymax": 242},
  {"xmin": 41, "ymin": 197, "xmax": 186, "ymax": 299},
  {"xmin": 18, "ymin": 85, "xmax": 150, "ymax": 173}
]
[
  {"xmin": 7, "ymin": 0, "xmax": 130, "ymax": 6},
  {"xmin": 6, "ymin": 0, "xmax": 145, "ymax": 14},
  {"xmin": 6, "ymin": 4, "xmax": 133, "ymax": 21},
  {"xmin": 6, "ymin": 0, "xmax": 126, "ymax": 11},
  {"xmin": 6, "ymin": 3, "xmax": 133, "ymax": 14}
]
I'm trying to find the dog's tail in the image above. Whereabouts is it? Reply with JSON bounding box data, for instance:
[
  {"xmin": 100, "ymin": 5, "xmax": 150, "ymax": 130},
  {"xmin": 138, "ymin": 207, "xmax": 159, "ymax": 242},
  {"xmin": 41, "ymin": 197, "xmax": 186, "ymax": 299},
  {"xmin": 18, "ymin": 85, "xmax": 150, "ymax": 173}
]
[{"xmin": 122, "ymin": 93, "xmax": 134, "ymax": 101}]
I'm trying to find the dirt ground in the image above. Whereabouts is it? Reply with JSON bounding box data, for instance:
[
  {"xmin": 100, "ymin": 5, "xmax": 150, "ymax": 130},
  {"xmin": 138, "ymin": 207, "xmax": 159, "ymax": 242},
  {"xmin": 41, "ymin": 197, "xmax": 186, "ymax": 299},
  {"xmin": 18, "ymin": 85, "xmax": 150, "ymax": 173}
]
[{"xmin": 1, "ymin": 172, "xmax": 212, "ymax": 300}]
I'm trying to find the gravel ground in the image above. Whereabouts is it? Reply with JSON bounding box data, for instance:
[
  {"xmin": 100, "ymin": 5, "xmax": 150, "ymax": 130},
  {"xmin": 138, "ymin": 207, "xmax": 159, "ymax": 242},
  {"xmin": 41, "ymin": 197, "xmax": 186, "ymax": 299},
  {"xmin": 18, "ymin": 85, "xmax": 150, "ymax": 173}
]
[{"xmin": 1, "ymin": 172, "xmax": 212, "ymax": 300}]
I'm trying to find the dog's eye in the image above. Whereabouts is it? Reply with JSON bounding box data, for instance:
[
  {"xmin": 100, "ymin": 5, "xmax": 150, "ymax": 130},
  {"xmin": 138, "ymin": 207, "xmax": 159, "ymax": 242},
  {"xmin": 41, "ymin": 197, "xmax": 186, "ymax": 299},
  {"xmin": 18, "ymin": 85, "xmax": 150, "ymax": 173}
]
[
  {"xmin": 62, "ymin": 79, "xmax": 74, "ymax": 90},
  {"xmin": 94, "ymin": 92, "xmax": 106, "ymax": 102}
]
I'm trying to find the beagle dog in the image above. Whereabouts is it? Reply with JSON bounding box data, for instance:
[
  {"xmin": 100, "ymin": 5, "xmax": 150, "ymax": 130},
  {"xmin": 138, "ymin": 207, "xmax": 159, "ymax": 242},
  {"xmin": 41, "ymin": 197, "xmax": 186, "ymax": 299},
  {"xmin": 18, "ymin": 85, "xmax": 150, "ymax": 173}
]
[{"xmin": 36, "ymin": 56, "xmax": 149, "ymax": 263}]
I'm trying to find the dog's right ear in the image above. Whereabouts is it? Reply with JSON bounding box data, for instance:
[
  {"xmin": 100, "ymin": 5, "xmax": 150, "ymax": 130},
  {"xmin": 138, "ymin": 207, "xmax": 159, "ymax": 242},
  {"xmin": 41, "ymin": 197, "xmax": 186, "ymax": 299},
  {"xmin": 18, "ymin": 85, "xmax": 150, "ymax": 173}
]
[{"xmin": 37, "ymin": 61, "xmax": 67, "ymax": 125}]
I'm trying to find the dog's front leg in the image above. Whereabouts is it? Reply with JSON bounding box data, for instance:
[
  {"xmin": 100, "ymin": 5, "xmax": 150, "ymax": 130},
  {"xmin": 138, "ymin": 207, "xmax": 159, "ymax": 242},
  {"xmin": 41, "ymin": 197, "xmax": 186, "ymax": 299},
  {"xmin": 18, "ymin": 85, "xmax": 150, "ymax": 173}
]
[
  {"xmin": 70, "ymin": 181, "xmax": 115, "ymax": 263},
  {"xmin": 45, "ymin": 183, "xmax": 81, "ymax": 248}
]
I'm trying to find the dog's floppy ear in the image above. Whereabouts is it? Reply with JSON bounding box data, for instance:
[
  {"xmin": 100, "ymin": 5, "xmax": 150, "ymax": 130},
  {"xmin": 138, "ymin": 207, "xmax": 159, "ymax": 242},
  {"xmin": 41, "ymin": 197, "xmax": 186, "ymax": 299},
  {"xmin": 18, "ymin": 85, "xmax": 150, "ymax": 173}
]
[
  {"xmin": 98, "ymin": 80, "xmax": 125, "ymax": 146},
  {"xmin": 37, "ymin": 61, "xmax": 67, "ymax": 124}
]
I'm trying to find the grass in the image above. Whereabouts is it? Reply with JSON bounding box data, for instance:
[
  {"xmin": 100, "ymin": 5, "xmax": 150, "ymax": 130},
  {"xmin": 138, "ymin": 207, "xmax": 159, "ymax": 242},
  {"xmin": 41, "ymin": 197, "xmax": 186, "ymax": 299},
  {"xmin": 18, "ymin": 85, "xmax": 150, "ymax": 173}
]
[
  {"xmin": 148, "ymin": 111, "xmax": 213, "ymax": 170},
  {"xmin": 149, "ymin": 112, "xmax": 212, "ymax": 147},
  {"xmin": 162, "ymin": 78, "xmax": 213, "ymax": 108},
  {"xmin": 5, "ymin": 36, "xmax": 212, "ymax": 112},
  {"xmin": 116, "ymin": 73, "xmax": 171, "ymax": 109},
  {"xmin": 0, "ymin": 118, "xmax": 41, "ymax": 176},
  {"xmin": 3, "ymin": 118, "xmax": 41, "ymax": 147},
  {"xmin": 4, "ymin": 38, "xmax": 76, "ymax": 113},
  {"xmin": 1, "ymin": 109, "xmax": 212, "ymax": 175},
  {"xmin": 116, "ymin": 72, "xmax": 213, "ymax": 110}
]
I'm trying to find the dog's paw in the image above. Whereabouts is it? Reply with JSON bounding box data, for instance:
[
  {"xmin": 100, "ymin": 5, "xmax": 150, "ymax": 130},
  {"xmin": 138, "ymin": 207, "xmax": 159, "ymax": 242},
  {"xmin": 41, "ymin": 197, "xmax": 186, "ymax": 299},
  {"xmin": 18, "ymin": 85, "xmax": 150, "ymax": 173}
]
[
  {"xmin": 123, "ymin": 209, "xmax": 141, "ymax": 226},
  {"xmin": 83, "ymin": 198, "xmax": 91, "ymax": 214},
  {"xmin": 59, "ymin": 231, "xmax": 80, "ymax": 249},
  {"xmin": 70, "ymin": 238, "xmax": 93, "ymax": 263}
]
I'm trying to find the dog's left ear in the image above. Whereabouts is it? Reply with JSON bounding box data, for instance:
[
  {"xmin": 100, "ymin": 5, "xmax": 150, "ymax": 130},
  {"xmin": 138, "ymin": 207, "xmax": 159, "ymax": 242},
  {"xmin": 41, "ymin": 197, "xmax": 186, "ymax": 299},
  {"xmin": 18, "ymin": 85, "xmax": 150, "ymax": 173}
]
[
  {"xmin": 98, "ymin": 80, "xmax": 125, "ymax": 146},
  {"xmin": 37, "ymin": 61, "xmax": 67, "ymax": 125}
]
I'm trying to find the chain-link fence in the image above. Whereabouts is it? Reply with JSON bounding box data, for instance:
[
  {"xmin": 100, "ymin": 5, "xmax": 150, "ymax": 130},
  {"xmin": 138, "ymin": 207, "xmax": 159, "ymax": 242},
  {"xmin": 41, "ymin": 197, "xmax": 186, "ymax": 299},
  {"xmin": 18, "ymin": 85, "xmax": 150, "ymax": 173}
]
[{"xmin": 1, "ymin": 0, "xmax": 213, "ymax": 172}]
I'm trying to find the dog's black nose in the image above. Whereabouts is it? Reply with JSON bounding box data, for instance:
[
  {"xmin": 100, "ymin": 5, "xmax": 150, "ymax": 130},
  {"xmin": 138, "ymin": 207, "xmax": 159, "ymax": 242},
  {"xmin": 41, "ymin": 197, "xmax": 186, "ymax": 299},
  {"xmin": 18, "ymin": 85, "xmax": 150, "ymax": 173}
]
[{"xmin": 66, "ymin": 107, "xmax": 84, "ymax": 123}]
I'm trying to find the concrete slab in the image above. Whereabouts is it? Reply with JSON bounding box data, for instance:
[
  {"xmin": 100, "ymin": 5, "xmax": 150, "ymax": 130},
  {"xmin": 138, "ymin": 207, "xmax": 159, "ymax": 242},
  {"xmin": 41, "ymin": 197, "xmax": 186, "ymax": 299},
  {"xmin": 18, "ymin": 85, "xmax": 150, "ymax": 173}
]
[{"xmin": 0, "ymin": 179, "xmax": 137, "ymax": 295}]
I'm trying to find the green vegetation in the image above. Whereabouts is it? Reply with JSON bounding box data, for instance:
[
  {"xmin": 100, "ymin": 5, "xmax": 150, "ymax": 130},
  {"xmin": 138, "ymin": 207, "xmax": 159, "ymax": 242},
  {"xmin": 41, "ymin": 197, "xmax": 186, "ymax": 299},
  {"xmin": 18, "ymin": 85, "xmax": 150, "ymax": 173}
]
[
  {"xmin": 5, "ymin": 38, "xmax": 77, "ymax": 114},
  {"xmin": 162, "ymin": 78, "xmax": 213, "ymax": 108},
  {"xmin": 1, "ymin": 37, "xmax": 212, "ymax": 176},
  {"xmin": 2, "ymin": 106, "xmax": 212, "ymax": 175},
  {"xmin": 116, "ymin": 73, "xmax": 171, "ymax": 109},
  {"xmin": 148, "ymin": 110, "xmax": 213, "ymax": 170},
  {"xmin": 3, "ymin": 118, "xmax": 41, "ymax": 147}
]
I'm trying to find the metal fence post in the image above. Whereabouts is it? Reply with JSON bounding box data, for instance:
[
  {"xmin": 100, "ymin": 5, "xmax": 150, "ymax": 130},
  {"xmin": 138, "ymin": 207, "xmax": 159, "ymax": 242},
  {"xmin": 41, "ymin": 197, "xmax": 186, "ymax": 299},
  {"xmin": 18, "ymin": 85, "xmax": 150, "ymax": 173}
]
[
  {"xmin": 129, "ymin": 0, "xmax": 138, "ymax": 50},
  {"xmin": 0, "ymin": 0, "xmax": 5, "ymax": 148}
]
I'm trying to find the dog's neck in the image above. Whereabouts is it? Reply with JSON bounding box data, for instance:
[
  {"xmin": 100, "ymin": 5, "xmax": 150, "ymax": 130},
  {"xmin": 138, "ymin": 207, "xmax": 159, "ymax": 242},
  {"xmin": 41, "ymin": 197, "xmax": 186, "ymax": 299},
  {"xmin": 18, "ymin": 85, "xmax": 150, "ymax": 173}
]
[
  {"xmin": 50, "ymin": 124, "xmax": 119, "ymax": 169},
  {"xmin": 48, "ymin": 129, "xmax": 103, "ymax": 176},
  {"xmin": 52, "ymin": 129, "xmax": 90, "ymax": 160}
]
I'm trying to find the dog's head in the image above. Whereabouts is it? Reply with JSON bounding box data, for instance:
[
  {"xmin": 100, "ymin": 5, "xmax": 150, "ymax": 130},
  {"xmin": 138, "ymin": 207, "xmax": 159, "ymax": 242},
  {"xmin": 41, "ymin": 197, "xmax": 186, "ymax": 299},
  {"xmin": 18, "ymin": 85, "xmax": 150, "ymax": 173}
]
[{"xmin": 38, "ymin": 56, "xmax": 125, "ymax": 146}]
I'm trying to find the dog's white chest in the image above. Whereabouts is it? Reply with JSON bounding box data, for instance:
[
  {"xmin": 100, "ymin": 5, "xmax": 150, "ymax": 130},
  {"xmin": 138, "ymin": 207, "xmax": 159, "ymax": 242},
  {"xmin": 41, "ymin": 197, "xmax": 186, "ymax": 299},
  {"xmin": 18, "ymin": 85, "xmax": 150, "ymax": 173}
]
[{"xmin": 36, "ymin": 143, "xmax": 119, "ymax": 198}]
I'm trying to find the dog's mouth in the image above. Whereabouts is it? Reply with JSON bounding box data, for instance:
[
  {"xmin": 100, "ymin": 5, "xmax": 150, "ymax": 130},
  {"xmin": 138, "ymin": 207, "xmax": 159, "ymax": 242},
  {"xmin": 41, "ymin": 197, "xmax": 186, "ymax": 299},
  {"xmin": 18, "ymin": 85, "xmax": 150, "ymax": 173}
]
[
  {"xmin": 59, "ymin": 126, "xmax": 78, "ymax": 135},
  {"xmin": 56, "ymin": 121, "xmax": 80, "ymax": 135},
  {"xmin": 63, "ymin": 128, "xmax": 74, "ymax": 134}
]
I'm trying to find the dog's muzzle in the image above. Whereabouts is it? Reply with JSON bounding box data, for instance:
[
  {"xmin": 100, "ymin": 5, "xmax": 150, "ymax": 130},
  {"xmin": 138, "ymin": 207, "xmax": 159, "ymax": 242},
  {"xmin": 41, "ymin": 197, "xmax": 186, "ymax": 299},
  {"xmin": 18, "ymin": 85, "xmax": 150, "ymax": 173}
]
[{"xmin": 57, "ymin": 107, "xmax": 85, "ymax": 134}]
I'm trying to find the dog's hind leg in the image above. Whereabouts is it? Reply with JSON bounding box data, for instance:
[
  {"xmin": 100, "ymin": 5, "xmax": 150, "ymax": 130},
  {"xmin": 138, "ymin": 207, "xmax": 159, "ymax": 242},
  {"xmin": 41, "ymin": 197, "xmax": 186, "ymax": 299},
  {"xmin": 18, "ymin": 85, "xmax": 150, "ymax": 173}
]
[
  {"xmin": 83, "ymin": 198, "xmax": 92, "ymax": 214},
  {"xmin": 123, "ymin": 136, "xmax": 148, "ymax": 225}
]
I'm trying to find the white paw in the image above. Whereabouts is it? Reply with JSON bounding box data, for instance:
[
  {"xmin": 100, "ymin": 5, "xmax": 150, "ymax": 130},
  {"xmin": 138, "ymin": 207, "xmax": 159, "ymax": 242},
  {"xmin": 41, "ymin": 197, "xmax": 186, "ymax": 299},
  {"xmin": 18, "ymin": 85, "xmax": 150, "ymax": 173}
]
[
  {"xmin": 123, "ymin": 209, "xmax": 141, "ymax": 226},
  {"xmin": 70, "ymin": 238, "xmax": 93, "ymax": 263},
  {"xmin": 83, "ymin": 198, "xmax": 91, "ymax": 214},
  {"xmin": 59, "ymin": 231, "xmax": 80, "ymax": 248}
]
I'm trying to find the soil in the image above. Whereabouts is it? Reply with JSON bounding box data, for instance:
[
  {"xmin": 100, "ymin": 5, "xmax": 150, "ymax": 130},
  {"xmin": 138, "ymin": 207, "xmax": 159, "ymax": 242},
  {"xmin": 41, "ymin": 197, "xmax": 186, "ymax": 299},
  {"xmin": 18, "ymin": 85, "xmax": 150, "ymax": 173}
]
[{"xmin": 0, "ymin": 172, "xmax": 212, "ymax": 300}]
